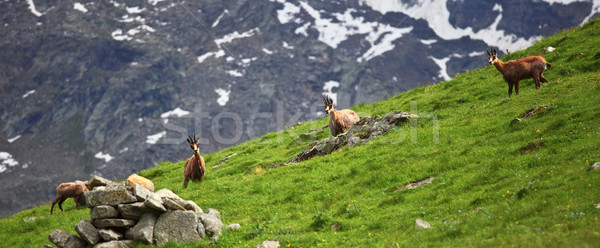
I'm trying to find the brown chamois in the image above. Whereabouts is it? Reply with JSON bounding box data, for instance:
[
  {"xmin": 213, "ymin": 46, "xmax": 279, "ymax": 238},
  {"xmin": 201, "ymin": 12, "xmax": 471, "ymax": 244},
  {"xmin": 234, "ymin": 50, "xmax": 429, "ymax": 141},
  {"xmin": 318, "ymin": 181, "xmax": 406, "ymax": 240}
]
[
  {"xmin": 183, "ymin": 133, "xmax": 205, "ymax": 188},
  {"xmin": 126, "ymin": 173, "xmax": 155, "ymax": 192},
  {"xmin": 323, "ymin": 95, "xmax": 360, "ymax": 137},
  {"xmin": 50, "ymin": 182, "xmax": 89, "ymax": 215},
  {"xmin": 487, "ymin": 48, "xmax": 551, "ymax": 96}
]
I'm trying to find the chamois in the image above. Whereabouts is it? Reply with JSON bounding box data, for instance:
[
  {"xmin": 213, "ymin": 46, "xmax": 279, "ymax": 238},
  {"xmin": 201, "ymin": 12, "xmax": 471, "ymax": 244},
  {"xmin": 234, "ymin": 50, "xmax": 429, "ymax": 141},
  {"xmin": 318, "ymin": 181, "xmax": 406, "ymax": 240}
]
[
  {"xmin": 487, "ymin": 48, "xmax": 552, "ymax": 96},
  {"xmin": 50, "ymin": 182, "xmax": 89, "ymax": 215},
  {"xmin": 126, "ymin": 174, "xmax": 155, "ymax": 192},
  {"xmin": 183, "ymin": 133, "xmax": 205, "ymax": 188},
  {"xmin": 323, "ymin": 95, "xmax": 360, "ymax": 137}
]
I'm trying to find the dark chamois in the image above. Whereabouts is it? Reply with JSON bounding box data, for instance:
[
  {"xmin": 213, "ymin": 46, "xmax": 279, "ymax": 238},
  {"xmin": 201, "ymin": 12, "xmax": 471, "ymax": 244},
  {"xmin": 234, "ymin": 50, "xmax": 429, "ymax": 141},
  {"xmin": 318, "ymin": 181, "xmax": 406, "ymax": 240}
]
[
  {"xmin": 487, "ymin": 48, "xmax": 552, "ymax": 96},
  {"xmin": 50, "ymin": 182, "xmax": 89, "ymax": 215},
  {"xmin": 323, "ymin": 95, "xmax": 360, "ymax": 137},
  {"xmin": 183, "ymin": 133, "xmax": 205, "ymax": 188}
]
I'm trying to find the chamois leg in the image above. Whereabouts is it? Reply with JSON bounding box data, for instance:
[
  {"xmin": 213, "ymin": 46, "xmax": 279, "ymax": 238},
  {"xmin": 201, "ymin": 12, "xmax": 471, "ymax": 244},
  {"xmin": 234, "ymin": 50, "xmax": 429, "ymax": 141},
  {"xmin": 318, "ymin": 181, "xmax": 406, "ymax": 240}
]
[
  {"xmin": 50, "ymin": 196, "xmax": 62, "ymax": 215},
  {"xmin": 183, "ymin": 179, "xmax": 189, "ymax": 188},
  {"xmin": 515, "ymin": 82, "xmax": 520, "ymax": 95},
  {"xmin": 508, "ymin": 82, "xmax": 514, "ymax": 97},
  {"xmin": 58, "ymin": 198, "xmax": 67, "ymax": 212},
  {"xmin": 540, "ymin": 73, "xmax": 548, "ymax": 83},
  {"xmin": 533, "ymin": 74, "xmax": 541, "ymax": 89},
  {"xmin": 74, "ymin": 196, "xmax": 81, "ymax": 209}
]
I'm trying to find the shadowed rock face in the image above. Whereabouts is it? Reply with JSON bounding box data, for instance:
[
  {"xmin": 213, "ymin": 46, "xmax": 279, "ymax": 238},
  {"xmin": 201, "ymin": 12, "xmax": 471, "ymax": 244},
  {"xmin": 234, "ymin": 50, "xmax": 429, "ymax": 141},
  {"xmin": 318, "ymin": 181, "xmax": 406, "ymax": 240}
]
[{"xmin": 0, "ymin": 0, "xmax": 596, "ymax": 216}]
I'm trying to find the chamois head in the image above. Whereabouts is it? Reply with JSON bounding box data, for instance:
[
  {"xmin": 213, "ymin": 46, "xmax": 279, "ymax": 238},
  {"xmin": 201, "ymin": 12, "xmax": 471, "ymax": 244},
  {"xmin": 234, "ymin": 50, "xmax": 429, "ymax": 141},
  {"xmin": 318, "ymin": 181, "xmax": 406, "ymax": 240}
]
[
  {"xmin": 322, "ymin": 95, "xmax": 334, "ymax": 115},
  {"xmin": 186, "ymin": 133, "xmax": 200, "ymax": 155},
  {"xmin": 487, "ymin": 48, "xmax": 498, "ymax": 65}
]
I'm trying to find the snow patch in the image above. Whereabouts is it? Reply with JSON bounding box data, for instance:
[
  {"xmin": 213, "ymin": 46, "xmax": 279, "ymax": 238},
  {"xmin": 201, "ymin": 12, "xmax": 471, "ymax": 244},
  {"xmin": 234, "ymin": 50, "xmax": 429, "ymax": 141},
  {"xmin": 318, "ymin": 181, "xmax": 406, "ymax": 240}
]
[
  {"xmin": 160, "ymin": 107, "xmax": 190, "ymax": 118},
  {"xmin": 276, "ymin": 1, "xmax": 302, "ymax": 24},
  {"xmin": 74, "ymin": 3, "xmax": 88, "ymax": 13},
  {"xmin": 420, "ymin": 39, "xmax": 437, "ymax": 45},
  {"xmin": 323, "ymin": 81, "xmax": 340, "ymax": 104},
  {"xmin": 126, "ymin": 6, "xmax": 144, "ymax": 14},
  {"xmin": 429, "ymin": 56, "xmax": 452, "ymax": 81},
  {"xmin": 282, "ymin": 41, "xmax": 294, "ymax": 49},
  {"xmin": 215, "ymin": 88, "xmax": 231, "ymax": 106},
  {"xmin": 262, "ymin": 48, "xmax": 274, "ymax": 55},
  {"xmin": 226, "ymin": 70, "xmax": 244, "ymax": 77},
  {"xmin": 111, "ymin": 29, "xmax": 132, "ymax": 41},
  {"xmin": 149, "ymin": 0, "xmax": 165, "ymax": 6},
  {"xmin": 0, "ymin": 152, "xmax": 19, "ymax": 173},
  {"xmin": 214, "ymin": 28, "xmax": 260, "ymax": 47},
  {"xmin": 119, "ymin": 147, "xmax": 129, "ymax": 153},
  {"xmin": 541, "ymin": 0, "xmax": 581, "ymax": 5},
  {"xmin": 468, "ymin": 51, "xmax": 485, "ymax": 57},
  {"xmin": 22, "ymin": 90, "xmax": 36, "ymax": 98},
  {"xmin": 26, "ymin": 0, "xmax": 43, "ymax": 17},
  {"xmin": 7, "ymin": 135, "xmax": 21, "ymax": 143},
  {"xmin": 146, "ymin": 131, "xmax": 166, "ymax": 144},
  {"xmin": 94, "ymin": 152, "xmax": 114, "ymax": 163},
  {"xmin": 212, "ymin": 10, "xmax": 229, "ymax": 28},
  {"xmin": 278, "ymin": 3, "xmax": 412, "ymax": 62},
  {"xmin": 492, "ymin": 3, "xmax": 503, "ymax": 12},
  {"xmin": 359, "ymin": 0, "xmax": 542, "ymax": 52}
]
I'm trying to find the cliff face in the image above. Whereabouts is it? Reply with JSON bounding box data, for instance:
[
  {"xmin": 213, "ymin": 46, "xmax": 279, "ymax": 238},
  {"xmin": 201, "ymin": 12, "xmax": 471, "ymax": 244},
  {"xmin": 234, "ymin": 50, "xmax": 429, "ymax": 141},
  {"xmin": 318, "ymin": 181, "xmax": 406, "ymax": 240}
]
[{"xmin": 0, "ymin": 0, "xmax": 596, "ymax": 216}]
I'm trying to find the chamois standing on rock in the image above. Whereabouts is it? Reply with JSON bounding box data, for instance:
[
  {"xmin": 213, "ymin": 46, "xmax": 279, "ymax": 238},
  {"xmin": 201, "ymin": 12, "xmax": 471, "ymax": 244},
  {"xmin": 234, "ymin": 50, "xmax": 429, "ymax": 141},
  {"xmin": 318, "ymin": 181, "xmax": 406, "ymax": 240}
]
[
  {"xmin": 183, "ymin": 134, "xmax": 205, "ymax": 188},
  {"xmin": 323, "ymin": 95, "xmax": 360, "ymax": 137},
  {"xmin": 487, "ymin": 48, "xmax": 552, "ymax": 96},
  {"xmin": 50, "ymin": 182, "xmax": 89, "ymax": 215}
]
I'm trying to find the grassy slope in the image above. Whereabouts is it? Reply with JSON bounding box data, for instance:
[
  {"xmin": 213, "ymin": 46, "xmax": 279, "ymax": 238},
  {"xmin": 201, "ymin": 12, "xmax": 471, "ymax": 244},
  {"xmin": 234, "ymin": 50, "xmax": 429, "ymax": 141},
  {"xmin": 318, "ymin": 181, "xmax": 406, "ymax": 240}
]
[{"xmin": 2, "ymin": 19, "xmax": 599, "ymax": 248}]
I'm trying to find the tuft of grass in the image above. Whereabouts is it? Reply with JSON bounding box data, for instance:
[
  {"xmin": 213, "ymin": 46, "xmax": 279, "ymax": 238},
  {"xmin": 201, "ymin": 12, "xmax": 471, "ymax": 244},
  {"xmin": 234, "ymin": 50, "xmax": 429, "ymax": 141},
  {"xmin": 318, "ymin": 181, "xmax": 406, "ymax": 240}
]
[{"xmin": 2, "ymin": 18, "xmax": 600, "ymax": 248}]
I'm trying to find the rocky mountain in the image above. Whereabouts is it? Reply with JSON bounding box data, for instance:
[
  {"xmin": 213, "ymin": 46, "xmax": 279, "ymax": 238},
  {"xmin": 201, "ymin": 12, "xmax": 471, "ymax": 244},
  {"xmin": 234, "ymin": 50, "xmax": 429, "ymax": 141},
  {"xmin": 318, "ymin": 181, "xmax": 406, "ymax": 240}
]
[{"xmin": 0, "ymin": 0, "xmax": 597, "ymax": 217}]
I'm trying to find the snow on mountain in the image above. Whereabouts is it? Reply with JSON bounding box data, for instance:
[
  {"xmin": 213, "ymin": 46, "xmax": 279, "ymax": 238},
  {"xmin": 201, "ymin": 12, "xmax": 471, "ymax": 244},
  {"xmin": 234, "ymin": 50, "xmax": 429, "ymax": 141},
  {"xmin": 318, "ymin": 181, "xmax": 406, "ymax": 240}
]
[
  {"xmin": 0, "ymin": 152, "xmax": 19, "ymax": 173},
  {"xmin": 94, "ymin": 152, "xmax": 114, "ymax": 163},
  {"xmin": 358, "ymin": 0, "xmax": 543, "ymax": 52}
]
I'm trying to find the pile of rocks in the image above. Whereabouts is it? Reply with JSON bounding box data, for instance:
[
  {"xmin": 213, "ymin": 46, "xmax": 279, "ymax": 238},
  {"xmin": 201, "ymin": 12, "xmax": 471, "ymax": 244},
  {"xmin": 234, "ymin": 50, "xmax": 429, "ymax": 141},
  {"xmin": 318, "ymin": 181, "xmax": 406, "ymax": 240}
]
[{"xmin": 47, "ymin": 176, "xmax": 223, "ymax": 247}]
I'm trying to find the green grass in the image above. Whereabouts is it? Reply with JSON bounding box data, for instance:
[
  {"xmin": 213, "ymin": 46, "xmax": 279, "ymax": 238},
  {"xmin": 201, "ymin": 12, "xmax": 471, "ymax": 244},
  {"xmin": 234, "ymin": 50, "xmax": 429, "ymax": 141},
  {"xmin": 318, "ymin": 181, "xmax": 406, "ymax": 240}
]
[{"xmin": 2, "ymin": 19, "xmax": 600, "ymax": 248}]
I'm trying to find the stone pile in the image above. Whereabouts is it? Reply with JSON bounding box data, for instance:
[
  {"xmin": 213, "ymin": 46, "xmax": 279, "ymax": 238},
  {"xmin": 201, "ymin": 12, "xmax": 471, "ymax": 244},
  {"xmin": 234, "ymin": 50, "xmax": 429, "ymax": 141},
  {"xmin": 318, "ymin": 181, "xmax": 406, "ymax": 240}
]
[{"xmin": 48, "ymin": 176, "xmax": 223, "ymax": 247}]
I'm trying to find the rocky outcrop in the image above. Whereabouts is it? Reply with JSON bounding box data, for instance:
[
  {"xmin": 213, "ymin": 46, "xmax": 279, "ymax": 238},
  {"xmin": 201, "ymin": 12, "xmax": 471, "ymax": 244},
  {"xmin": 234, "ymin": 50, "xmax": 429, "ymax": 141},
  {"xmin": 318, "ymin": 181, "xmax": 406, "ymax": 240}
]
[
  {"xmin": 48, "ymin": 179, "xmax": 223, "ymax": 247},
  {"xmin": 48, "ymin": 229, "xmax": 87, "ymax": 248},
  {"xmin": 257, "ymin": 240, "xmax": 280, "ymax": 248},
  {"xmin": 154, "ymin": 210, "xmax": 203, "ymax": 246},
  {"xmin": 74, "ymin": 220, "xmax": 101, "ymax": 245},
  {"xmin": 289, "ymin": 111, "xmax": 417, "ymax": 163}
]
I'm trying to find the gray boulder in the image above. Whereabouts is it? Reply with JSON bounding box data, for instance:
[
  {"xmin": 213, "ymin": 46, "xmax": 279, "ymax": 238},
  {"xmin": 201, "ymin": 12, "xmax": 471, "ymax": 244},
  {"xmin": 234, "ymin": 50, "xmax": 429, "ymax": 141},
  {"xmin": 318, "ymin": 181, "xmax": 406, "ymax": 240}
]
[
  {"xmin": 74, "ymin": 219, "xmax": 101, "ymax": 245},
  {"xmin": 87, "ymin": 176, "xmax": 113, "ymax": 190},
  {"xmin": 93, "ymin": 240, "xmax": 135, "ymax": 248},
  {"xmin": 93, "ymin": 219, "xmax": 137, "ymax": 228},
  {"xmin": 48, "ymin": 229, "xmax": 87, "ymax": 248},
  {"xmin": 118, "ymin": 202, "xmax": 148, "ymax": 220},
  {"xmin": 588, "ymin": 162, "xmax": 600, "ymax": 171},
  {"xmin": 144, "ymin": 193, "xmax": 167, "ymax": 213},
  {"xmin": 84, "ymin": 185, "xmax": 137, "ymax": 207},
  {"xmin": 182, "ymin": 200, "xmax": 203, "ymax": 217},
  {"xmin": 256, "ymin": 240, "xmax": 280, "ymax": 248},
  {"xmin": 154, "ymin": 210, "xmax": 202, "ymax": 246},
  {"xmin": 415, "ymin": 218, "xmax": 432, "ymax": 229},
  {"xmin": 133, "ymin": 184, "xmax": 153, "ymax": 201},
  {"xmin": 98, "ymin": 229, "xmax": 123, "ymax": 241},
  {"xmin": 200, "ymin": 208, "xmax": 223, "ymax": 241},
  {"xmin": 90, "ymin": 206, "xmax": 120, "ymax": 220},
  {"xmin": 125, "ymin": 213, "xmax": 158, "ymax": 245},
  {"xmin": 163, "ymin": 197, "xmax": 186, "ymax": 211},
  {"xmin": 155, "ymin": 188, "xmax": 182, "ymax": 201},
  {"xmin": 43, "ymin": 244, "xmax": 54, "ymax": 248}
]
